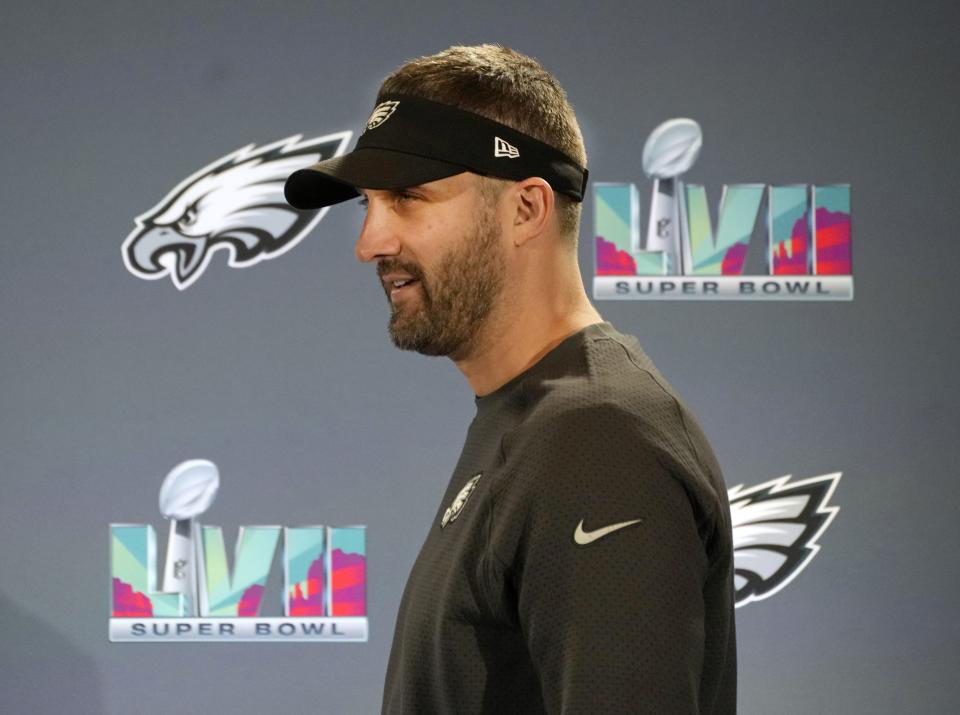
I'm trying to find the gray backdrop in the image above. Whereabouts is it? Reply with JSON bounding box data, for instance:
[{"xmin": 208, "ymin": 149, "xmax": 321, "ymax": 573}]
[{"xmin": 2, "ymin": 0, "xmax": 958, "ymax": 712}]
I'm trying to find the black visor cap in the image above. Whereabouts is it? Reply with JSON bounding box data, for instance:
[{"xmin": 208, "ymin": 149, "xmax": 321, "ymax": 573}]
[
  {"xmin": 284, "ymin": 148, "xmax": 470, "ymax": 210},
  {"xmin": 284, "ymin": 94, "xmax": 588, "ymax": 211}
]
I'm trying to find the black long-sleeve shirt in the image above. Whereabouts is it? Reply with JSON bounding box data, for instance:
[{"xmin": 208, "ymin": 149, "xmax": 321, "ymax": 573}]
[{"xmin": 382, "ymin": 321, "xmax": 736, "ymax": 714}]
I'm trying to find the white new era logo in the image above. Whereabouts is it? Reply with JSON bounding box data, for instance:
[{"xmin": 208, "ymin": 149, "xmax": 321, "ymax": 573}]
[{"xmin": 494, "ymin": 136, "xmax": 519, "ymax": 158}]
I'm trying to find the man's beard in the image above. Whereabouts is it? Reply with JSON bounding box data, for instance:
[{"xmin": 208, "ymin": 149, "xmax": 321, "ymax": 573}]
[{"xmin": 383, "ymin": 204, "xmax": 505, "ymax": 358}]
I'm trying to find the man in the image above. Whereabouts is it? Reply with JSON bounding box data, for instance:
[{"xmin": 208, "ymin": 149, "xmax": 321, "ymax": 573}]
[{"xmin": 285, "ymin": 45, "xmax": 736, "ymax": 714}]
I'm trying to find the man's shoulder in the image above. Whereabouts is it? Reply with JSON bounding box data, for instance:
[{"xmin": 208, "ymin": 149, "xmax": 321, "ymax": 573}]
[
  {"xmin": 501, "ymin": 376, "xmax": 670, "ymax": 496},
  {"xmin": 501, "ymin": 324, "xmax": 727, "ymax": 520},
  {"xmin": 519, "ymin": 326, "xmax": 684, "ymax": 442}
]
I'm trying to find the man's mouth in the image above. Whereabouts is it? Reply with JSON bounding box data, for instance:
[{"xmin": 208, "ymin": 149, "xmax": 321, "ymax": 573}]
[{"xmin": 389, "ymin": 278, "xmax": 420, "ymax": 298}]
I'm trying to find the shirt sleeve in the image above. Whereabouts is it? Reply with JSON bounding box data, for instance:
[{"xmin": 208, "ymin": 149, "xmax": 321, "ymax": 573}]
[{"xmin": 488, "ymin": 403, "xmax": 714, "ymax": 714}]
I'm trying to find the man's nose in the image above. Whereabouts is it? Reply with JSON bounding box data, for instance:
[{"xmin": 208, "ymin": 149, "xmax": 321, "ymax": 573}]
[{"xmin": 355, "ymin": 205, "xmax": 401, "ymax": 263}]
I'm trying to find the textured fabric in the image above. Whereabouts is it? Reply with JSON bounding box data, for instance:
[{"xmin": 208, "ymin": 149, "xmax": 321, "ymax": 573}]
[{"xmin": 381, "ymin": 321, "xmax": 736, "ymax": 714}]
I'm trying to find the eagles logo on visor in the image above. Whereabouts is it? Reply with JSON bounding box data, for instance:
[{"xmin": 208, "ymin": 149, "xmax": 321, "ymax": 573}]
[
  {"xmin": 284, "ymin": 94, "xmax": 588, "ymax": 210},
  {"xmin": 366, "ymin": 101, "xmax": 399, "ymax": 130}
]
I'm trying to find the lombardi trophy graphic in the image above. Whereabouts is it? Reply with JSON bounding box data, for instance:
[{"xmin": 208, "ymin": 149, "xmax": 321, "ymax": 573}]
[
  {"xmin": 642, "ymin": 119, "xmax": 702, "ymax": 275},
  {"xmin": 158, "ymin": 459, "xmax": 220, "ymax": 616}
]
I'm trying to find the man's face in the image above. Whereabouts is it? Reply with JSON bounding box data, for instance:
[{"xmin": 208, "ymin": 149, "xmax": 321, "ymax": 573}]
[{"xmin": 355, "ymin": 173, "xmax": 507, "ymax": 358}]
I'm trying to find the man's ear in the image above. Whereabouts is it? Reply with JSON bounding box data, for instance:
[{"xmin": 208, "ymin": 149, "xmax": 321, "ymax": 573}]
[{"xmin": 510, "ymin": 178, "xmax": 554, "ymax": 247}]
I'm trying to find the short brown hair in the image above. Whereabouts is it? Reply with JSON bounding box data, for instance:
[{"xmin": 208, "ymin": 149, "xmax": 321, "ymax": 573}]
[{"xmin": 378, "ymin": 44, "xmax": 587, "ymax": 246}]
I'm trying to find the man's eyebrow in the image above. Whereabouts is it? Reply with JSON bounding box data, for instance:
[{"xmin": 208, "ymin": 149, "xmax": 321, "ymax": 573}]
[
  {"xmin": 356, "ymin": 186, "xmax": 422, "ymax": 194},
  {"xmin": 356, "ymin": 185, "xmax": 431, "ymax": 201}
]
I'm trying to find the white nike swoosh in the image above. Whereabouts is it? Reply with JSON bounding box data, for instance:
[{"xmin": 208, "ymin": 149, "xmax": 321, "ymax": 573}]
[{"xmin": 573, "ymin": 518, "xmax": 643, "ymax": 545}]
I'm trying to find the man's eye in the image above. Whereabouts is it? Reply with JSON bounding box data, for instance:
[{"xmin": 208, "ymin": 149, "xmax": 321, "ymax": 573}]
[{"xmin": 357, "ymin": 197, "xmax": 369, "ymax": 209}]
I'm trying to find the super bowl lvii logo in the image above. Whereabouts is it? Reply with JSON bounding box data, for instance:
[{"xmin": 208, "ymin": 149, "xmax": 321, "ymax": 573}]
[
  {"xmin": 594, "ymin": 119, "xmax": 852, "ymax": 300},
  {"xmin": 109, "ymin": 460, "xmax": 367, "ymax": 642}
]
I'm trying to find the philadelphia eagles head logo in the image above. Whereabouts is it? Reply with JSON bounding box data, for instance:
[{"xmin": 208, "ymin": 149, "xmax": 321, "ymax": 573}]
[
  {"xmin": 441, "ymin": 473, "xmax": 482, "ymax": 529},
  {"xmin": 729, "ymin": 472, "xmax": 841, "ymax": 608},
  {"xmin": 122, "ymin": 131, "xmax": 351, "ymax": 290}
]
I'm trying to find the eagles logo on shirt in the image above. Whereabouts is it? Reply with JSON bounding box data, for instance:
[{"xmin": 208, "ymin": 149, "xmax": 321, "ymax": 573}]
[{"xmin": 441, "ymin": 473, "xmax": 482, "ymax": 528}]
